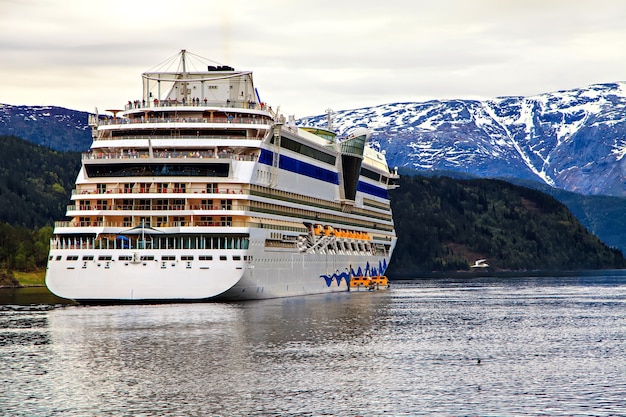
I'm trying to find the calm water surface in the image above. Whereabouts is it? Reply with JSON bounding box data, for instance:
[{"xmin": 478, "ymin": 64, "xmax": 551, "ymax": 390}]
[{"xmin": 1, "ymin": 274, "xmax": 626, "ymax": 416}]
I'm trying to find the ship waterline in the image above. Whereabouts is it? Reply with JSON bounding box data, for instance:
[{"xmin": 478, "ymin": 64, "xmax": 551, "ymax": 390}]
[{"xmin": 45, "ymin": 50, "xmax": 398, "ymax": 302}]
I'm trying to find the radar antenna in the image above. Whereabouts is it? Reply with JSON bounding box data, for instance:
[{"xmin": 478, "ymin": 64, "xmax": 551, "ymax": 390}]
[{"xmin": 325, "ymin": 108, "xmax": 334, "ymax": 131}]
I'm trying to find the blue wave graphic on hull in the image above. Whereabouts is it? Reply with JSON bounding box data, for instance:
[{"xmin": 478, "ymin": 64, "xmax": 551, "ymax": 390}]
[{"xmin": 320, "ymin": 259, "xmax": 389, "ymax": 287}]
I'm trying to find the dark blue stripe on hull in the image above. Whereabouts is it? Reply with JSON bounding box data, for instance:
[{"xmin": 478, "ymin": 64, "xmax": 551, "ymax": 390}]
[{"xmin": 259, "ymin": 148, "xmax": 388, "ymax": 199}]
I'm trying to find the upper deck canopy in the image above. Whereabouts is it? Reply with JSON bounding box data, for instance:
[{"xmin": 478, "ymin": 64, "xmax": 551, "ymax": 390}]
[{"xmin": 142, "ymin": 50, "xmax": 259, "ymax": 108}]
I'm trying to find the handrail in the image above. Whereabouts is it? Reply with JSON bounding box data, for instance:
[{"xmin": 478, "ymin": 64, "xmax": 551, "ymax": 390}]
[
  {"xmin": 82, "ymin": 151, "xmax": 258, "ymax": 162},
  {"xmin": 92, "ymin": 134, "xmax": 265, "ymax": 141},
  {"xmin": 124, "ymin": 98, "xmax": 268, "ymax": 111},
  {"xmin": 54, "ymin": 220, "xmax": 241, "ymax": 228},
  {"xmin": 97, "ymin": 116, "xmax": 273, "ymax": 126},
  {"xmin": 67, "ymin": 203, "xmax": 246, "ymax": 212},
  {"xmin": 72, "ymin": 187, "xmax": 248, "ymax": 196}
]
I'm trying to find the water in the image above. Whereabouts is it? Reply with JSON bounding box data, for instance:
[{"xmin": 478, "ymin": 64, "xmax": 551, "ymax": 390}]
[{"xmin": 2, "ymin": 274, "xmax": 626, "ymax": 416}]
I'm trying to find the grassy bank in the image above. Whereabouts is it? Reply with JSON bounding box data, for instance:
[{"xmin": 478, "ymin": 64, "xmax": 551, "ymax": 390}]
[{"xmin": 13, "ymin": 270, "xmax": 46, "ymax": 287}]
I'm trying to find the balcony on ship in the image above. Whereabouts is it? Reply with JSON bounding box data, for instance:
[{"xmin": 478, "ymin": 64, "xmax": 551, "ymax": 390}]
[
  {"xmin": 96, "ymin": 114, "xmax": 274, "ymax": 127},
  {"xmin": 82, "ymin": 149, "xmax": 258, "ymax": 162},
  {"xmin": 124, "ymin": 97, "xmax": 269, "ymax": 111}
]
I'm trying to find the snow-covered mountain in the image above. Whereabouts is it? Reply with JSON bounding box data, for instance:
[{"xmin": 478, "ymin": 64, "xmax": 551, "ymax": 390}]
[
  {"xmin": 299, "ymin": 82, "xmax": 626, "ymax": 197},
  {"xmin": 0, "ymin": 104, "xmax": 91, "ymax": 151},
  {"xmin": 2, "ymin": 82, "xmax": 626, "ymax": 196}
]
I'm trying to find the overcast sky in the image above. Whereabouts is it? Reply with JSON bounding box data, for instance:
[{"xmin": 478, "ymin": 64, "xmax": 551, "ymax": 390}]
[{"xmin": 1, "ymin": 0, "xmax": 625, "ymax": 117}]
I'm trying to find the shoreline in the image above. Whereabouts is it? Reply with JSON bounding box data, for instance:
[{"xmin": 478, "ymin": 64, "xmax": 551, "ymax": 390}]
[
  {"xmin": 388, "ymin": 268, "xmax": 626, "ymax": 280},
  {"xmin": 4, "ymin": 268, "xmax": 626, "ymax": 288}
]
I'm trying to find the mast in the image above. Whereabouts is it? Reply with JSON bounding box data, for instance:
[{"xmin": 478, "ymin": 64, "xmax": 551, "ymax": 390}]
[
  {"xmin": 326, "ymin": 108, "xmax": 333, "ymax": 131},
  {"xmin": 181, "ymin": 49, "xmax": 189, "ymax": 103}
]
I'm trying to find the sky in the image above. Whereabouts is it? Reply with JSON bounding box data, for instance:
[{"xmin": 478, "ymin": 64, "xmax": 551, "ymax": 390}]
[{"xmin": 1, "ymin": 0, "xmax": 626, "ymax": 118}]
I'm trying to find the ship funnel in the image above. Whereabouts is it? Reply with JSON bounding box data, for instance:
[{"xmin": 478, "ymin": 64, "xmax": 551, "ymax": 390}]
[{"xmin": 339, "ymin": 128, "xmax": 369, "ymax": 202}]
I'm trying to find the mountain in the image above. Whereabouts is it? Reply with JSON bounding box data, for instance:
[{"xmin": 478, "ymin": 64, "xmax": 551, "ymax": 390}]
[
  {"xmin": 3, "ymin": 83, "xmax": 626, "ymax": 251},
  {"xmin": 387, "ymin": 175, "xmax": 626, "ymax": 276},
  {"xmin": 4, "ymin": 82, "xmax": 626, "ymax": 196},
  {"xmin": 406, "ymin": 168, "xmax": 626, "ymax": 254},
  {"xmin": 0, "ymin": 137, "xmax": 622, "ymax": 274},
  {"xmin": 0, "ymin": 135, "xmax": 81, "ymax": 228},
  {"xmin": 299, "ymin": 82, "xmax": 626, "ymax": 197},
  {"xmin": 0, "ymin": 104, "xmax": 92, "ymax": 151}
]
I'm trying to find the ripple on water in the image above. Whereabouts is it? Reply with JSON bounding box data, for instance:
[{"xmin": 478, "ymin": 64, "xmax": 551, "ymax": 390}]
[{"xmin": 1, "ymin": 277, "xmax": 626, "ymax": 416}]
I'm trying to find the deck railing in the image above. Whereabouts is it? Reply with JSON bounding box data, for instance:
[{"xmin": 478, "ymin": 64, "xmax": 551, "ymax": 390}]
[
  {"xmin": 82, "ymin": 150, "xmax": 258, "ymax": 161},
  {"xmin": 98, "ymin": 115, "xmax": 272, "ymax": 126},
  {"xmin": 72, "ymin": 187, "xmax": 247, "ymax": 196},
  {"xmin": 49, "ymin": 234, "xmax": 250, "ymax": 251}
]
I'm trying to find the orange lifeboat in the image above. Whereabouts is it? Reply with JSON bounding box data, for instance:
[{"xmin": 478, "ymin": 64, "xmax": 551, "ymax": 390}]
[
  {"xmin": 350, "ymin": 276, "xmax": 372, "ymax": 290},
  {"xmin": 370, "ymin": 276, "xmax": 389, "ymax": 288}
]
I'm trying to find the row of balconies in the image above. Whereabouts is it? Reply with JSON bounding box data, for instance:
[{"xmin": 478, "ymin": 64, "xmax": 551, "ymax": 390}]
[
  {"xmin": 63, "ymin": 201, "xmax": 395, "ymax": 232},
  {"xmin": 74, "ymin": 187, "xmax": 245, "ymax": 195},
  {"xmin": 68, "ymin": 203, "xmax": 236, "ymax": 212},
  {"xmin": 98, "ymin": 115, "xmax": 272, "ymax": 126},
  {"xmin": 122, "ymin": 98, "xmax": 270, "ymax": 112},
  {"xmin": 55, "ymin": 219, "xmax": 235, "ymax": 228},
  {"xmin": 82, "ymin": 150, "xmax": 258, "ymax": 161}
]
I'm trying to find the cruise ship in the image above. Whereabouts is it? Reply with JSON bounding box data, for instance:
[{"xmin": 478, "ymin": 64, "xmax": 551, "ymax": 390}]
[{"xmin": 45, "ymin": 50, "xmax": 398, "ymax": 302}]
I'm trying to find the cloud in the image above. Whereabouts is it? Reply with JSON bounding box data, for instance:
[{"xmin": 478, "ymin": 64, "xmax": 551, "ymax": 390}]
[{"xmin": 1, "ymin": 0, "xmax": 625, "ymax": 116}]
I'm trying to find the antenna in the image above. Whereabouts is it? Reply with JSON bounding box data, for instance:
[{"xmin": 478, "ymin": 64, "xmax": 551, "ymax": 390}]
[
  {"xmin": 180, "ymin": 50, "xmax": 189, "ymax": 103},
  {"xmin": 325, "ymin": 108, "xmax": 333, "ymax": 131}
]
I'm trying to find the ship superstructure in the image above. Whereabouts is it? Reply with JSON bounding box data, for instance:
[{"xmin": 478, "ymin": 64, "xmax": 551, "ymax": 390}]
[{"xmin": 45, "ymin": 50, "xmax": 398, "ymax": 302}]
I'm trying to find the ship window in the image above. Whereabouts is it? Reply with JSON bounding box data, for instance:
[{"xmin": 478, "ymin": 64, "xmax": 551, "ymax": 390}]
[
  {"xmin": 233, "ymin": 255, "xmax": 241, "ymax": 261},
  {"xmin": 96, "ymin": 199, "xmax": 109, "ymax": 210},
  {"xmin": 56, "ymin": 256, "xmax": 62, "ymax": 261},
  {"xmin": 270, "ymin": 136, "xmax": 336, "ymax": 165},
  {"xmin": 361, "ymin": 168, "xmax": 381, "ymax": 181},
  {"xmin": 119, "ymin": 255, "xmax": 133, "ymax": 261},
  {"xmin": 140, "ymin": 255, "xmax": 155, "ymax": 261},
  {"xmin": 181, "ymin": 255, "xmax": 194, "ymax": 261},
  {"xmin": 136, "ymin": 200, "xmax": 150, "ymax": 210},
  {"xmin": 98, "ymin": 255, "xmax": 113, "ymax": 261},
  {"xmin": 85, "ymin": 163, "xmax": 230, "ymax": 178},
  {"xmin": 82, "ymin": 255, "xmax": 94, "ymax": 261},
  {"xmin": 199, "ymin": 255, "xmax": 213, "ymax": 261},
  {"xmin": 219, "ymin": 255, "xmax": 227, "ymax": 261},
  {"xmin": 49, "ymin": 256, "xmax": 53, "ymax": 261},
  {"xmin": 154, "ymin": 200, "xmax": 167, "ymax": 210},
  {"xmin": 66, "ymin": 255, "xmax": 79, "ymax": 261},
  {"xmin": 162, "ymin": 255, "xmax": 176, "ymax": 261}
]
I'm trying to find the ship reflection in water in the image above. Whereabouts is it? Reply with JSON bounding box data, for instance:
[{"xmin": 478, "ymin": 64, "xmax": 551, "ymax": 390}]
[{"xmin": 2, "ymin": 275, "xmax": 626, "ymax": 416}]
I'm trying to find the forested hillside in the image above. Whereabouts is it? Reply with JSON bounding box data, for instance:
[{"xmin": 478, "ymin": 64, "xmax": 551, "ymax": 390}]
[
  {"xmin": 0, "ymin": 135, "xmax": 80, "ymax": 227},
  {"xmin": 387, "ymin": 175, "xmax": 626, "ymax": 276},
  {"xmin": 0, "ymin": 136, "xmax": 624, "ymax": 280},
  {"xmin": 0, "ymin": 135, "xmax": 79, "ymax": 274}
]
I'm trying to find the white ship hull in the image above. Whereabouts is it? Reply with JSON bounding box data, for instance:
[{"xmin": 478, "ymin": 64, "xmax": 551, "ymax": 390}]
[{"xmin": 46, "ymin": 245, "xmax": 393, "ymax": 302}]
